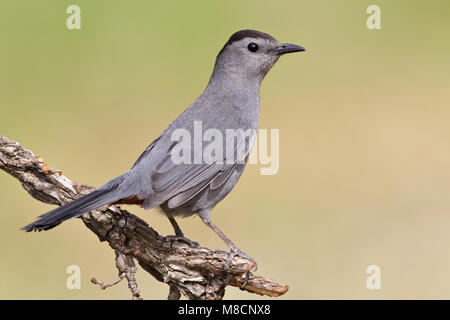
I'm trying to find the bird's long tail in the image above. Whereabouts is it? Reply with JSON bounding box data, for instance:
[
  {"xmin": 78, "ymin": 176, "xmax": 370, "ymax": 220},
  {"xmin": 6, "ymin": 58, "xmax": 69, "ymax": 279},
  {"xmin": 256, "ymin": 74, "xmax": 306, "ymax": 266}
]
[{"xmin": 22, "ymin": 176, "xmax": 125, "ymax": 232}]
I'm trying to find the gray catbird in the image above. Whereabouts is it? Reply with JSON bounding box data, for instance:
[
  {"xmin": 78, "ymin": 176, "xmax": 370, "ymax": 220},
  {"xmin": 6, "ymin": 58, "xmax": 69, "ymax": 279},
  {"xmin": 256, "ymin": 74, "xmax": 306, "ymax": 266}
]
[{"xmin": 23, "ymin": 30, "xmax": 305, "ymax": 267}]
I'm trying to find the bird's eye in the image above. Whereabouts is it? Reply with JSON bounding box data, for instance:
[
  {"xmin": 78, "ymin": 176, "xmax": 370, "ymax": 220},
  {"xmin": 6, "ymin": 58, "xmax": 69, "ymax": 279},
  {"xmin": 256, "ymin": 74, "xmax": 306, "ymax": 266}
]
[{"xmin": 247, "ymin": 42, "xmax": 259, "ymax": 52}]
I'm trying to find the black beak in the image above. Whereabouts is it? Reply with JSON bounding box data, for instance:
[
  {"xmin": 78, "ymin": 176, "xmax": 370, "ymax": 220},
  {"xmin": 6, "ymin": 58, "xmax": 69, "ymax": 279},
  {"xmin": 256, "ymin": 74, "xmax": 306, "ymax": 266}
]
[{"xmin": 275, "ymin": 43, "xmax": 306, "ymax": 55}]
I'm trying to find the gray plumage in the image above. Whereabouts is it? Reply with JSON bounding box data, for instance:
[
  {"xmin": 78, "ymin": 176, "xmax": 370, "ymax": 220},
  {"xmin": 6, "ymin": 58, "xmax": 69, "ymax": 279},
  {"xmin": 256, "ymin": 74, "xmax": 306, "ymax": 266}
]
[{"xmin": 23, "ymin": 29, "xmax": 305, "ymax": 266}]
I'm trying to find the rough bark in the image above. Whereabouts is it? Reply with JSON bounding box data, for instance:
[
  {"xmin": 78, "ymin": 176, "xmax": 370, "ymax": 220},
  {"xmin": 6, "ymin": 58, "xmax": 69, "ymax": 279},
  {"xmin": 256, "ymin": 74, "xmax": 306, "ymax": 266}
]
[{"xmin": 0, "ymin": 136, "xmax": 289, "ymax": 300}]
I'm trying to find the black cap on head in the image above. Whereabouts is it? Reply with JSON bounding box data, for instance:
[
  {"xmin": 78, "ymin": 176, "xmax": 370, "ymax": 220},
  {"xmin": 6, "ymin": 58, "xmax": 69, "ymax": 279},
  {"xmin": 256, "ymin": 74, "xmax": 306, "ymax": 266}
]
[{"xmin": 225, "ymin": 29, "xmax": 276, "ymax": 46}]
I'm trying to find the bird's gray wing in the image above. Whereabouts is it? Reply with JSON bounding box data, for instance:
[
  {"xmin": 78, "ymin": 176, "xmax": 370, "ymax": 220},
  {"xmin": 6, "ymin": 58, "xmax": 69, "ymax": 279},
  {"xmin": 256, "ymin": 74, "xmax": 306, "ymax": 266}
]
[
  {"xmin": 145, "ymin": 128, "xmax": 254, "ymax": 209},
  {"xmin": 131, "ymin": 135, "xmax": 163, "ymax": 169},
  {"xmin": 166, "ymin": 163, "xmax": 238, "ymax": 208}
]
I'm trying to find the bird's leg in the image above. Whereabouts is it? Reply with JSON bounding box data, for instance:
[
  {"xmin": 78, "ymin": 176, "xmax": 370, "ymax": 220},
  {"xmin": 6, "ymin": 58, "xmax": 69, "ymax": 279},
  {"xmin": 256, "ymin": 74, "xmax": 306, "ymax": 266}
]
[
  {"xmin": 167, "ymin": 215, "xmax": 184, "ymax": 237},
  {"xmin": 164, "ymin": 216, "xmax": 199, "ymax": 247},
  {"xmin": 199, "ymin": 213, "xmax": 257, "ymax": 272}
]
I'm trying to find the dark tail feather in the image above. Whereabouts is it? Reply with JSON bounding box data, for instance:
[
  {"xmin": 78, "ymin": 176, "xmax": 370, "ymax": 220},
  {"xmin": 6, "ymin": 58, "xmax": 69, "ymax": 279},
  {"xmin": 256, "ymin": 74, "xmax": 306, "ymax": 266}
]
[{"xmin": 22, "ymin": 178, "xmax": 122, "ymax": 232}]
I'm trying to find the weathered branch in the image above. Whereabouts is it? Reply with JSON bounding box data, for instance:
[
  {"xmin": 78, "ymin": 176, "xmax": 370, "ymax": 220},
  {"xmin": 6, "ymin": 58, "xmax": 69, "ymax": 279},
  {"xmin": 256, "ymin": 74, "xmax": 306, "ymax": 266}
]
[{"xmin": 0, "ymin": 136, "xmax": 289, "ymax": 300}]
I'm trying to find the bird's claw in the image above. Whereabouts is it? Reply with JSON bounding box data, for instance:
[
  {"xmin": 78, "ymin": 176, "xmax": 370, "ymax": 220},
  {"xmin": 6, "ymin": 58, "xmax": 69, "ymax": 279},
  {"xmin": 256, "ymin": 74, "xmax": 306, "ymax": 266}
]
[
  {"xmin": 223, "ymin": 248, "xmax": 258, "ymax": 273},
  {"xmin": 224, "ymin": 251, "xmax": 237, "ymax": 271}
]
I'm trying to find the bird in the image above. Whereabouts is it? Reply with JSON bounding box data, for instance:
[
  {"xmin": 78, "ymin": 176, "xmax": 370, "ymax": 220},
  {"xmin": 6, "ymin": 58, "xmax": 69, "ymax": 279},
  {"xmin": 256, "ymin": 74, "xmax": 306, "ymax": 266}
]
[{"xmin": 23, "ymin": 29, "xmax": 305, "ymax": 269}]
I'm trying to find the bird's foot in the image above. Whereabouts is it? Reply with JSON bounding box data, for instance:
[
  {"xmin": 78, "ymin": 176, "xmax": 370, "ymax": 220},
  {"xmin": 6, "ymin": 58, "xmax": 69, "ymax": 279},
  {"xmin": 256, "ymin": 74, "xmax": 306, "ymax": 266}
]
[
  {"xmin": 223, "ymin": 248, "xmax": 257, "ymax": 288},
  {"xmin": 164, "ymin": 235, "xmax": 200, "ymax": 247},
  {"xmin": 224, "ymin": 248, "xmax": 257, "ymax": 272}
]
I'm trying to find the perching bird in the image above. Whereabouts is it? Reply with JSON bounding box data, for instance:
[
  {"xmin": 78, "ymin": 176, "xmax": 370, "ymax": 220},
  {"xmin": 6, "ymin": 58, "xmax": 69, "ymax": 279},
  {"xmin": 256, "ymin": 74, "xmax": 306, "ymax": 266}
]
[{"xmin": 23, "ymin": 30, "xmax": 305, "ymax": 268}]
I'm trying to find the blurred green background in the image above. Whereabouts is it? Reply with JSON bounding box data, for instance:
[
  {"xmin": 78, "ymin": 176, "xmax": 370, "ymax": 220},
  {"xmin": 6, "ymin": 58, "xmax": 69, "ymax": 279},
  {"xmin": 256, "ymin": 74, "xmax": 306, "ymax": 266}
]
[{"xmin": 1, "ymin": 0, "xmax": 450, "ymax": 299}]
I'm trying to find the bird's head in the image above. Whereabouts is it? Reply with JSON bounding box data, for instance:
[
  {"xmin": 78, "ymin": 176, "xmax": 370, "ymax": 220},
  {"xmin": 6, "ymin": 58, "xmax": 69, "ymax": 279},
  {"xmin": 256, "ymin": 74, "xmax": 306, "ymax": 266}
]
[{"xmin": 212, "ymin": 29, "xmax": 305, "ymax": 83}]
